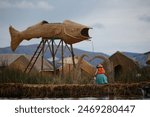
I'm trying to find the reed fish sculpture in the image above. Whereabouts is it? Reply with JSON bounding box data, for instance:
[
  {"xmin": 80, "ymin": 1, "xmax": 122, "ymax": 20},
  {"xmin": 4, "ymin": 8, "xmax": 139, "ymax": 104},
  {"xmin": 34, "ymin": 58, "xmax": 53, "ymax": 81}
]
[{"xmin": 9, "ymin": 20, "xmax": 91, "ymax": 51}]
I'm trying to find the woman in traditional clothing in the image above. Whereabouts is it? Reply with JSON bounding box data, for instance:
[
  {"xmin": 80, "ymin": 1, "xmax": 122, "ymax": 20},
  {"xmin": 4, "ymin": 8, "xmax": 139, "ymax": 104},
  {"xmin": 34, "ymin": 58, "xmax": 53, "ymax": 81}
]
[{"xmin": 95, "ymin": 64, "xmax": 108, "ymax": 84}]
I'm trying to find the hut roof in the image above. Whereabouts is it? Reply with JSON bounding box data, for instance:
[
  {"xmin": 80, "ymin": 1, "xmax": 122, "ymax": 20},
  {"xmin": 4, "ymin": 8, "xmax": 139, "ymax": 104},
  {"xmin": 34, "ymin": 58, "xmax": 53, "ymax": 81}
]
[
  {"xmin": 109, "ymin": 51, "xmax": 139, "ymax": 68},
  {"xmin": 58, "ymin": 56, "xmax": 95, "ymax": 75},
  {"xmin": 58, "ymin": 56, "xmax": 78, "ymax": 64},
  {"xmin": 47, "ymin": 57, "xmax": 59, "ymax": 62},
  {"xmin": 0, "ymin": 54, "xmax": 21, "ymax": 66},
  {"xmin": 110, "ymin": 51, "xmax": 138, "ymax": 62},
  {"xmin": 110, "ymin": 51, "xmax": 150, "ymax": 67},
  {"xmin": 24, "ymin": 55, "xmax": 53, "ymax": 71},
  {"xmin": 0, "ymin": 54, "xmax": 53, "ymax": 71}
]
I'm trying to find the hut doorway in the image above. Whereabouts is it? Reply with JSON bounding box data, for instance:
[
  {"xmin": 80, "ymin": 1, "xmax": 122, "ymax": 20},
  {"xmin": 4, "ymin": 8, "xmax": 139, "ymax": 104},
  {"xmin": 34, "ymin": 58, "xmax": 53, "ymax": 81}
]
[{"xmin": 114, "ymin": 65, "xmax": 123, "ymax": 81}]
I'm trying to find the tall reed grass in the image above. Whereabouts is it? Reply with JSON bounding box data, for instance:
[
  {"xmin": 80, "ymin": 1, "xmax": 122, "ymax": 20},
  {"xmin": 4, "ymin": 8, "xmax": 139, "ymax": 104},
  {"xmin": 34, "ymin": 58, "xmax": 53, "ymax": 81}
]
[{"xmin": 0, "ymin": 68, "xmax": 93, "ymax": 84}]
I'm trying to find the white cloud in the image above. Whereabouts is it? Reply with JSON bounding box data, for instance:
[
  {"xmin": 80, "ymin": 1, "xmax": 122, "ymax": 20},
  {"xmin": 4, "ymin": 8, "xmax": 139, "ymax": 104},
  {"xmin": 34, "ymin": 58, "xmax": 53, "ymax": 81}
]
[{"xmin": 0, "ymin": 0, "xmax": 54, "ymax": 10}]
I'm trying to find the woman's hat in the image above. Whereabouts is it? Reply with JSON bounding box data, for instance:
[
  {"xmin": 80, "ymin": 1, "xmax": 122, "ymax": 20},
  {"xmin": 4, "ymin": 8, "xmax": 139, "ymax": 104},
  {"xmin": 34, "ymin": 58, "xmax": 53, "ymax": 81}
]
[{"xmin": 96, "ymin": 64, "xmax": 103, "ymax": 68}]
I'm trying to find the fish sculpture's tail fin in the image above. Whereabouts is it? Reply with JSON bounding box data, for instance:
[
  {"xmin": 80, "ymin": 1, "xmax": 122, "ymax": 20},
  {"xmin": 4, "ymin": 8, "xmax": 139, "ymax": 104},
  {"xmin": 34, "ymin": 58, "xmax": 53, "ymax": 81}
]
[{"xmin": 9, "ymin": 26, "xmax": 22, "ymax": 51}]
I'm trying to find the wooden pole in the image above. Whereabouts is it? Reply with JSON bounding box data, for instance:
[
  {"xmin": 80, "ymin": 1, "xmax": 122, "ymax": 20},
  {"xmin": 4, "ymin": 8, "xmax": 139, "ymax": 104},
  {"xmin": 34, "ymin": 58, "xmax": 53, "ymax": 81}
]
[
  {"xmin": 70, "ymin": 44, "xmax": 76, "ymax": 80},
  {"xmin": 51, "ymin": 39, "xmax": 56, "ymax": 76},
  {"xmin": 61, "ymin": 40, "xmax": 64, "ymax": 78},
  {"xmin": 70, "ymin": 44, "xmax": 76, "ymax": 68},
  {"xmin": 41, "ymin": 39, "xmax": 45, "ymax": 73}
]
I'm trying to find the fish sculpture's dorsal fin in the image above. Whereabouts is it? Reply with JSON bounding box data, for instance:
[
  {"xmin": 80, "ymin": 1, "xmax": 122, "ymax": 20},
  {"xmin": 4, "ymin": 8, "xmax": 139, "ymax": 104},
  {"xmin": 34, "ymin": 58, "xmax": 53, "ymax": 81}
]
[
  {"xmin": 27, "ymin": 21, "xmax": 49, "ymax": 30},
  {"xmin": 41, "ymin": 20, "xmax": 49, "ymax": 24}
]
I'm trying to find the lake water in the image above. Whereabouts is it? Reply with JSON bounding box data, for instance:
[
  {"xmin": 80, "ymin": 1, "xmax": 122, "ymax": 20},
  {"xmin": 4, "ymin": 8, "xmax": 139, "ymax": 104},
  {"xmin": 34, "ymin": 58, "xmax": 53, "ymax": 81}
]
[
  {"xmin": 1, "ymin": 94, "xmax": 150, "ymax": 100},
  {"xmin": 38, "ymin": 95, "xmax": 150, "ymax": 100}
]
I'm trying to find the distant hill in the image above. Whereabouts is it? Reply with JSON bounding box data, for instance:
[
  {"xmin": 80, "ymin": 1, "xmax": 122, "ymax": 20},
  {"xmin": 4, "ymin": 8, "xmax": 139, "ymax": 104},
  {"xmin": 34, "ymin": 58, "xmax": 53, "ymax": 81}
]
[
  {"xmin": 0, "ymin": 44, "xmax": 109, "ymax": 66},
  {"xmin": 0, "ymin": 45, "xmax": 149, "ymax": 67}
]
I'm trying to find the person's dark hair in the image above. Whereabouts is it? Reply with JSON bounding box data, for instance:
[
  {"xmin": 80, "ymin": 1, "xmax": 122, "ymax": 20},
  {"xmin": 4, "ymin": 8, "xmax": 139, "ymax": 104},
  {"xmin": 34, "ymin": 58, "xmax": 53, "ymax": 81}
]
[{"xmin": 96, "ymin": 65, "xmax": 99, "ymax": 68}]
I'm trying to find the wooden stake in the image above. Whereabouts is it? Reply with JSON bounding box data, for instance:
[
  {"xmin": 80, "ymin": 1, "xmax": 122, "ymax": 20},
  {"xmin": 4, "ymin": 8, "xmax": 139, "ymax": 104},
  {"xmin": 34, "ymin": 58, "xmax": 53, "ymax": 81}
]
[
  {"xmin": 61, "ymin": 40, "xmax": 64, "ymax": 78},
  {"xmin": 70, "ymin": 44, "xmax": 76, "ymax": 68},
  {"xmin": 41, "ymin": 39, "xmax": 45, "ymax": 72},
  {"xmin": 51, "ymin": 39, "xmax": 56, "ymax": 76}
]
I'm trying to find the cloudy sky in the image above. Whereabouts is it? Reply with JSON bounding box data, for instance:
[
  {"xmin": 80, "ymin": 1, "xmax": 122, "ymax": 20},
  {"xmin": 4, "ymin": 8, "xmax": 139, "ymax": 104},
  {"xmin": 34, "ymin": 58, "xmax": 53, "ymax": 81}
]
[{"xmin": 0, "ymin": 0, "xmax": 150, "ymax": 55}]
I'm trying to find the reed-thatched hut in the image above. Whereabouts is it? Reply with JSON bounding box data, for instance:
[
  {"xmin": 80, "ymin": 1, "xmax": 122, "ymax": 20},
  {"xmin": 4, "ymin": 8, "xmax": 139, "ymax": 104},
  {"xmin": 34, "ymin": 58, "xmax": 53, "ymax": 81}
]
[
  {"xmin": 109, "ymin": 51, "xmax": 139, "ymax": 82},
  {"xmin": 58, "ymin": 56, "xmax": 95, "ymax": 78},
  {"xmin": 0, "ymin": 54, "xmax": 53, "ymax": 75}
]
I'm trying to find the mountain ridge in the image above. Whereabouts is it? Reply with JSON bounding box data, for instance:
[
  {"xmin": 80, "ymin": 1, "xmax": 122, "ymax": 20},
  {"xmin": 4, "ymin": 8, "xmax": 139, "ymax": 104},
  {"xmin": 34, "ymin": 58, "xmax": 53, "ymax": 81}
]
[
  {"xmin": 0, "ymin": 44, "xmax": 108, "ymax": 66},
  {"xmin": 0, "ymin": 44, "xmax": 149, "ymax": 66}
]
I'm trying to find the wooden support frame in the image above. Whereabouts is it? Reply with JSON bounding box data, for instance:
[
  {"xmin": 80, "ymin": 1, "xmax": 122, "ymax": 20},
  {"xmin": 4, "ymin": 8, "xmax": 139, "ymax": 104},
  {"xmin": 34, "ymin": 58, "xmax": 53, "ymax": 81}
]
[
  {"xmin": 24, "ymin": 39, "xmax": 46, "ymax": 74},
  {"xmin": 24, "ymin": 38, "xmax": 76, "ymax": 78}
]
